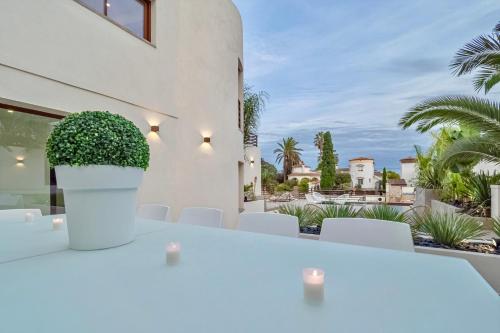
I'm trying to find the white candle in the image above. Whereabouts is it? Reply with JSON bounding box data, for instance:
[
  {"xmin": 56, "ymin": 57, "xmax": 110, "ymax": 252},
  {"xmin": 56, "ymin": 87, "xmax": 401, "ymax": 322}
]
[
  {"xmin": 52, "ymin": 217, "xmax": 64, "ymax": 230},
  {"xmin": 25, "ymin": 212, "xmax": 34, "ymax": 223},
  {"xmin": 303, "ymin": 268, "xmax": 325, "ymax": 304},
  {"xmin": 166, "ymin": 242, "xmax": 181, "ymax": 266}
]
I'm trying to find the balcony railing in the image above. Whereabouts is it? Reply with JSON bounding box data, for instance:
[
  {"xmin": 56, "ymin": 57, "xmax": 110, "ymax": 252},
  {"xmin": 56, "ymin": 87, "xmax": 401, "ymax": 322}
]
[{"xmin": 245, "ymin": 134, "xmax": 258, "ymax": 147}]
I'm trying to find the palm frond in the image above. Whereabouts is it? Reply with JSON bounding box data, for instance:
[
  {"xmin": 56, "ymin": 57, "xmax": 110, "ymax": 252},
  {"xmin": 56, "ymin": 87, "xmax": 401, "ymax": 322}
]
[
  {"xmin": 450, "ymin": 34, "xmax": 500, "ymax": 76},
  {"xmin": 493, "ymin": 218, "xmax": 500, "ymax": 237},
  {"xmin": 360, "ymin": 205, "xmax": 408, "ymax": 223},
  {"xmin": 312, "ymin": 205, "xmax": 358, "ymax": 225},
  {"xmin": 399, "ymin": 96, "xmax": 500, "ymax": 134},
  {"xmin": 439, "ymin": 136, "xmax": 500, "ymax": 167},
  {"xmin": 472, "ymin": 66, "xmax": 500, "ymax": 93}
]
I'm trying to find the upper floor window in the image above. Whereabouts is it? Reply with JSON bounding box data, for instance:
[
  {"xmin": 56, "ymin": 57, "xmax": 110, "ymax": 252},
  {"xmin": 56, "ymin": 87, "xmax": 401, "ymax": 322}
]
[
  {"xmin": 78, "ymin": 0, "xmax": 152, "ymax": 42},
  {"xmin": 356, "ymin": 164, "xmax": 364, "ymax": 172}
]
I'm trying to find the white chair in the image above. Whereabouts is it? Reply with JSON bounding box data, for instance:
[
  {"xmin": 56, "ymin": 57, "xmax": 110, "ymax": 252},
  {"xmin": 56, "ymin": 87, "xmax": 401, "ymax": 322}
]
[
  {"xmin": 0, "ymin": 209, "xmax": 42, "ymax": 222},
  {"xmin": 177, "ymin": 207, "xmax": 223, "ymax": 228},
  {"xmin": 238, "ymin": 213, "xmax": 299, "ymax": 238},
  {"xmin": 319, "ymin": 218, "xmax": 414, "ymax": 252},
  {"xmin": 137, "ymin": 204, "xmax": 171, "ymax": 222}
]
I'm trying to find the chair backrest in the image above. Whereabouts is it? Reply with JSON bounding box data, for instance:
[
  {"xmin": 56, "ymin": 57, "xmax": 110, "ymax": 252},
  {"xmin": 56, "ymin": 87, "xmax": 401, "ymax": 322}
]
[
  {"xmin": 238, "ymin": 213, "xmax": 299, "ymax": 237},
  {"xmin": 320, "ymin": 218, "xmax": 414, "ymax": 252},
  {"xmin": 0, "ymin": 209, "xmax": 42, "ymax": 222},
  {"xmin": 178, "ymin": 207, "xmax": 223, "ymax": 228},
  {"xmin": 137, "ymin": 204, "xmax": 171, "ymax": 222}
]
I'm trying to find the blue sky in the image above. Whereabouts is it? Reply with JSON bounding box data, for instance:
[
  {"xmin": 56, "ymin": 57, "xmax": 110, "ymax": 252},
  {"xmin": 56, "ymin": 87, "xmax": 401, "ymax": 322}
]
[{"xmin": 232, "ymin": 0, "xmax": 500, "ymax": 171}]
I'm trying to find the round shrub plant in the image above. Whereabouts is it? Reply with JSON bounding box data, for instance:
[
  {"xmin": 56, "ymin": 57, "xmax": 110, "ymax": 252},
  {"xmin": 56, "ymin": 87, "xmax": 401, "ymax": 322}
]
[{"xmin": 46, "ymin": 111, "xmax": 149, "ymax": 170}]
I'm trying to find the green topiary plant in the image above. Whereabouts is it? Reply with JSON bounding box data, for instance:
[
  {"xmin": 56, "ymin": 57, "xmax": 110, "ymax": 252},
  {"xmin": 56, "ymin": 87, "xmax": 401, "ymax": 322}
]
[{"xmin": 46, "ymin": 111, "xmax": 149, "ymax": 170}]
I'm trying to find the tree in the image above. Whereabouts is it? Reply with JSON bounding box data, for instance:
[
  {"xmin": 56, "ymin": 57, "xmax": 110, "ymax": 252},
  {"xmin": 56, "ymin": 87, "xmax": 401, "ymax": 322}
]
[
  {"xmin": 314, "ymin": 131, "xmax": 325, "ymax": 165},
  {"xmin": 319, "ymin": 131, "xmax": 336, "ymax": 190},
  {"xmin": 273, "ymin": 137, "xmax": 302, "ymax": 180},
  {"xmin": 261, "ymin": 159, "xmax": 278, "ymax": 191},
  {"xmin": 243, "ymin": 84, "xmax": 268, "ymax": 144},
  {"xmin": 400, "ymin": 22, "xmax": 500, "ymax": 166},
  {"xmin": 387, "ymin": 171, "xmax": 400, "ymax": 180},
  {"xmin": 382, "ymin": 168, "xmax": 388, "ymax": 191}
]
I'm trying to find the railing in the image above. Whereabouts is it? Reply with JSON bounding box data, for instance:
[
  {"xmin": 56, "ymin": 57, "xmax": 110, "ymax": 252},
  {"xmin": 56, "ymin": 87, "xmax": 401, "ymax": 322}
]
[{"xmin": 245, "ymin": 134, "xmax": 258, "ymax": 147}]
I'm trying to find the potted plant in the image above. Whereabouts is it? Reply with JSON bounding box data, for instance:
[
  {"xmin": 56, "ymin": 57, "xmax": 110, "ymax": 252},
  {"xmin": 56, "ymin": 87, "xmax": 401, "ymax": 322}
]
[{"xmin": 46, "ymin": 111, "xmax": 149, "ymax": 250}]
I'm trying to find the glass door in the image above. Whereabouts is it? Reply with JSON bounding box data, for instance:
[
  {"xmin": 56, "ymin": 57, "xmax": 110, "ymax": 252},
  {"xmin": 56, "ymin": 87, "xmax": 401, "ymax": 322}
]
[{"xmin": 0, "ymin": 105, "xmax": 64, "ymax": 215}]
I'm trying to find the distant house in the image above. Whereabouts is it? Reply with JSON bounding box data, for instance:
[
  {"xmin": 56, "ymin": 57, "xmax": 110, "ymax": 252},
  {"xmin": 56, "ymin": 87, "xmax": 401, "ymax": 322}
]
[
  {"xmin": 400, "ymin": 157, "xmax": 417, "ymax": 187},
  {"xmin": 386, "ymin": 179, "xmax": 407, "ymax": 203},
  {"xmin": 288, "ymin": 164, "xmax": 321, "ymax": 184},
  {"xmin": 349, "ymin": 157, "xmax": 375, "ymax": 189}
]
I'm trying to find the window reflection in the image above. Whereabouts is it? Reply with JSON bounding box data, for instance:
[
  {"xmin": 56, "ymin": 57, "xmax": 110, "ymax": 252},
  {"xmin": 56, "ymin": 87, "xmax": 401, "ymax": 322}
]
[
  {"xmin": 107, "ymin": 0, "xmax": 145, "ymax": 38},
  {"xmin": 0, "ymin": 108, "xmax": 64, "ymax": 215},
  {"xmin": 79, "ymin": 0, "xmax": 104, "ymax": 14}
]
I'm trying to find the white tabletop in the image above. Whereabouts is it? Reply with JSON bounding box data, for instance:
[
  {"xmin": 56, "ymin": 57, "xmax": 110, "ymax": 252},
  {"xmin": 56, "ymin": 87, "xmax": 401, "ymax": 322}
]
[
  {"xmin": 0, "ymin": 215, "xmax": 168, "ymax": 263},
  {"xmin": 0, "ymin": 221, "xmax": 498, "ymax": 333}
]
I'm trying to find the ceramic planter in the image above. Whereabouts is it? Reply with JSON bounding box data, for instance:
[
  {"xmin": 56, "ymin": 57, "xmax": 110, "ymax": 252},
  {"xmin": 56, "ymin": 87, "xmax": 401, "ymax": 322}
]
[{"xmin": 55, "ymin": 165, "xmax": 143, "ymax": 250}]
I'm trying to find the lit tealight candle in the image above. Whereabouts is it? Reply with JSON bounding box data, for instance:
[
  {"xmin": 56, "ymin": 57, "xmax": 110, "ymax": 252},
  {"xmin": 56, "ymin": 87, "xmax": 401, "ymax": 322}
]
[
  {"xmin": 25, "ymin": 212, "xmax": 34, "ymax": 223},
  {"xmin": 52, "ymin": 217, "xmax": 64, "ymax": 231},
  {"xmin": 166, "ymin": 242, "xmax": 181, "ymax": 266},
  {"xmin": 303, "ymin": 268, "xmax": 325, "ymax": 304}
]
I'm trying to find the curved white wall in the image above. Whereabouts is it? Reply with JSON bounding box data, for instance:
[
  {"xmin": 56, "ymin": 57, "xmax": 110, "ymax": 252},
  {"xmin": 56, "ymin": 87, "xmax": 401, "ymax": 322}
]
[{"xmin": 0, "ymin": 0, "xmax": 244, "ymax": 227}]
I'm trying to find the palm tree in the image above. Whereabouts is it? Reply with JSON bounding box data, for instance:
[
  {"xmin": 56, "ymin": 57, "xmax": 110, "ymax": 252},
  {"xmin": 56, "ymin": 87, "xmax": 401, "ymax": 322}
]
[
  {"xmin": 274, "ymin": 137, "xmax": 303, "ymax": 180},
  {"xmin": 314, "ymin": 131, "xmax": 325, "ymax": 163},
  {"xmin": 450, "ymin": 23, "xmax": 500, "ymax": 94},
  {"xmin": 243, "ymin": 84, "xmax": 268, "ymax": 144},
  {"xmin": 400, "ymin": 22, "xmax": 500, "ymax": 166}
]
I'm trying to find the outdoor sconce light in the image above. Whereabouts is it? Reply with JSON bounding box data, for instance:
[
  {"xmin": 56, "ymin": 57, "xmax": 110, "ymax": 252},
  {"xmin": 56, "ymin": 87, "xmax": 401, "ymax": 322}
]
[
  {"xmin": 203, "ymin": 137, "xmax": 211, "ymax": 144},
  {"xmin": 150, "ymin": 125, "xmax": 160, "ymax": 133},
  {"xmin": 16, "ymin": 156, "xmax": 25, "ymax": 166},
  {"xmin": 250, "ymin": 159, "xmax": 255, "ymax": 165},
  {"xmin": 7, "ymin": 110, "xmax": 14, "ymax": 113}
]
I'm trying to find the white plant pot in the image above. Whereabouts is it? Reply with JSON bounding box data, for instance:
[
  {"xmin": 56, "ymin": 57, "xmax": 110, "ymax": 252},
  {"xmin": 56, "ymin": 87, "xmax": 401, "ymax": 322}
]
[{"xmin": 55, "ymin": 165, "xmax": 144, "ymax": 250}]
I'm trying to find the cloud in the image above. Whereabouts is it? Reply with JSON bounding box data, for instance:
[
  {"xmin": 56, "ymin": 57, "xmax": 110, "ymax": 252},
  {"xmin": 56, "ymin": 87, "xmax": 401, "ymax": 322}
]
[{"xmin": 233, "ymin": 0, "xmax": 500, "ymax": 170}]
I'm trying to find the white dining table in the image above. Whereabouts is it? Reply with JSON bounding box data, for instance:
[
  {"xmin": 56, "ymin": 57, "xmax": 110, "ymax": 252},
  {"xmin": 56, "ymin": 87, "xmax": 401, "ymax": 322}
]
[
  {"xmin": 0, "ymin": 218, "xmax": 499, "ymax": 333},
  {"xmin": 0, "ymin": 215, "xmax": 168, "ymax": 263}
]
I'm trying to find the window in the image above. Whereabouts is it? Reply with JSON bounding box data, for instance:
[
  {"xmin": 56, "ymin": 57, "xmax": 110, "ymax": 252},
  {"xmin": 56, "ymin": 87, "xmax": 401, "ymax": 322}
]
[
  {"xmin": 356, "ymin": 164, "xmax": 364, "ymax": 172},
  {"xmin": 0, "ymin": 105, "xmax": 65, "ymax": 215},
  {"xmin": 78, "ymin": 0, "xmax": 152, "ymax": 41},
  {"xmin": 357, "ymin": 178, "xmax": 364, "ymax": 186}
]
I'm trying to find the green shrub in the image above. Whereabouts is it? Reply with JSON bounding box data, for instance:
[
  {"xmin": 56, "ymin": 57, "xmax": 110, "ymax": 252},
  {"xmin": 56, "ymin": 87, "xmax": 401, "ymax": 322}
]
[
  {"xmin": 46, "ymin": 111, "xmax": 149, "ymax": 170},
  {"xmin": 312, "ymin": 205, "xmax": 358, "ymax": 226},
  {"xmin": 286, "ymin": 178, "xmax": 298, "ymax": 187},
  {"xmin": 277, "ymin": 204, "xmax": 317, "ymax": 228},
  {"xmin": 244, "ymin": 184, "xmax": 254, "ymax": 192},
  {"xmin": 493, "ymin": 218, "xmax": 500, "ymax": 237},
  {"xmin": 276, "ymin": 183, "xmax": 292, "ymax": 192},
  {"xmin": 319, "ymin": 132, "xmax": 336, "ymax": 190},
  {"xmin": 414, "ymin": 213, "xmax": 486, "ymax": 247},
  {"xmin": 298, "ymin": 179, "xmax": 309, "ymax": 194},
  {"xmin": 361, "ymin": 205, "xmax": 408, "ymax": 223}
]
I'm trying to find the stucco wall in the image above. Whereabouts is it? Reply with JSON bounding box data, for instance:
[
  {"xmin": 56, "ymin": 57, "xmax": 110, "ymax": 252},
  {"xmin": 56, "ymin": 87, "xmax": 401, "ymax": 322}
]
[
  {"xmin": 0, "ymin": 0, "xmax": 244, "ymax": 227},
  {"xmin": 349, "ymin": 160, "xmax": 375, "ymax": 189},
  {"xmin": 401, "ymin": 162, "xmax": 417, "ymax": 187},
  {"xmin": 244, "ymin": 146, "xmax": 262, "ymax": 196}
]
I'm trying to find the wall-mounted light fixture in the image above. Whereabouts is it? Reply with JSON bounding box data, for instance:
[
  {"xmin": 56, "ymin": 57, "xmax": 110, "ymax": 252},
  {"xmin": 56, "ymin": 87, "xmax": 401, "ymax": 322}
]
[
  {"xmin": 150, "ymin": 125, "xmax": 160, "ymax": 133},
  {"xmin": 7, "ymin": 110, "xmax": 14, "ymax": 114},
  {"xmin": 16, "ymin": 156, "xmax": 25, "ymax": 167},
  {"xmin": 203, "ymin": 137, "xmax": 211, "ymax": 144},
  {"xmin": 250, "ymin": 159, "xmax": 255, "ymax": 165}
]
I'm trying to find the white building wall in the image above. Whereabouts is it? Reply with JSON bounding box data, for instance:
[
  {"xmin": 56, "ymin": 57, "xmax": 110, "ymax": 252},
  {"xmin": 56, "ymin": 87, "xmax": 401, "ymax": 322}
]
[
  {"xmin": 473, "ymin": 161, "xmax": 500, "ymax": 175},
  {"xmin": 0, "ymin": 0, "xmax": 244, "ymax": 227},
  {"xmin": 401, "ymin": 162, "xmax": 417, "ymax": 187},
  {"xmin": 244, "ymin": 146, "xmax": 262, "ymax": 196},
  {"xmin": 349, "ymin": 159, "xmax": 375, "ymax": 189}
]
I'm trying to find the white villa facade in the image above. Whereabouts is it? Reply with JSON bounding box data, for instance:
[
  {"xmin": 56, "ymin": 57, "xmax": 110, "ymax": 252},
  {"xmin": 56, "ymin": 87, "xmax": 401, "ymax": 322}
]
[
  {"xmin": 288, "ymin": 164, "xmax": 321, "ymax": 184},
  {"xmin": 349, "ymin": 157, "xmax": 375, "ymax": 189},
  {"xmin": 400, "ymin": 157, "xmax": 417, "ymax": 187},
  {"xmin": 0, "ymin": 0, "xmax": 244, "ymax": 228}
]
